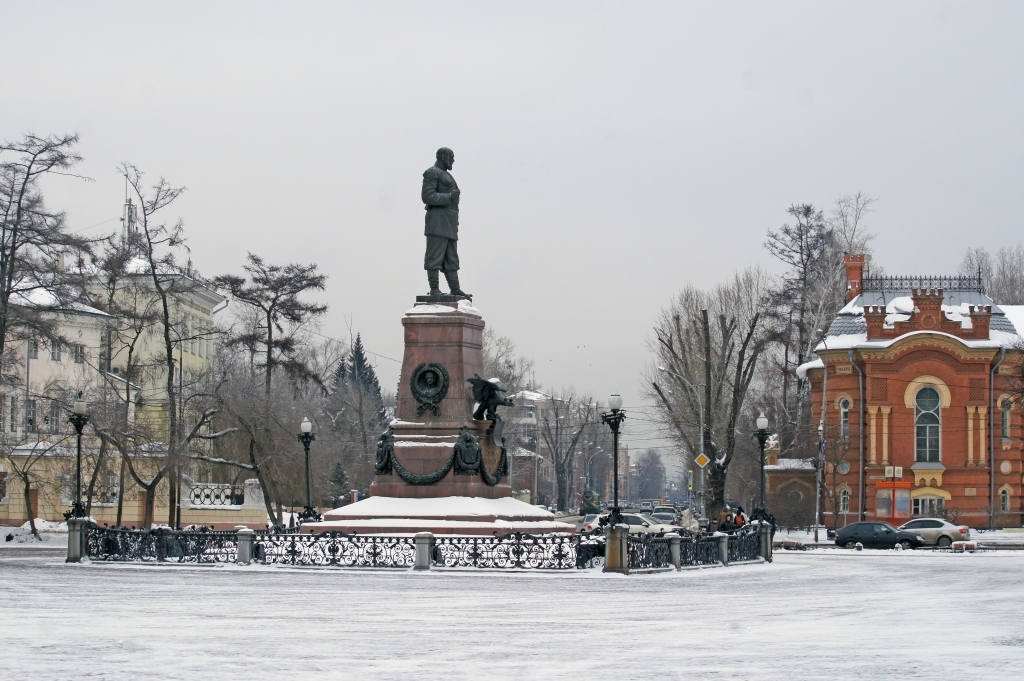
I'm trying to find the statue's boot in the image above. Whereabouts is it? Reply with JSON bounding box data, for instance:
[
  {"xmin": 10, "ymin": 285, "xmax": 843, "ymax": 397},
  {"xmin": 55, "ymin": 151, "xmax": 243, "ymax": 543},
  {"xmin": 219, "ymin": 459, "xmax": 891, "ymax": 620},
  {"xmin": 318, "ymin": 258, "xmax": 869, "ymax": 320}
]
[
  {"xmin": 444, "ymin": 270, "xmax": 472, "ymax": 298},
  {"xmin": 427, "ymin": 269, "xmax": 442, "ymax": 296}
]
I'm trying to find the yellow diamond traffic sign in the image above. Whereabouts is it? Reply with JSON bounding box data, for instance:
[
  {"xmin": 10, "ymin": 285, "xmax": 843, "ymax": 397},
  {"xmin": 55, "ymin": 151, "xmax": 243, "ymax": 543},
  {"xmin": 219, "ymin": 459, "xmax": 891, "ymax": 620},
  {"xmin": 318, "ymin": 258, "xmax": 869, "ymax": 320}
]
[{"xmin": 694, "ymin": 453, "xmax": 710, "ymax": 468}]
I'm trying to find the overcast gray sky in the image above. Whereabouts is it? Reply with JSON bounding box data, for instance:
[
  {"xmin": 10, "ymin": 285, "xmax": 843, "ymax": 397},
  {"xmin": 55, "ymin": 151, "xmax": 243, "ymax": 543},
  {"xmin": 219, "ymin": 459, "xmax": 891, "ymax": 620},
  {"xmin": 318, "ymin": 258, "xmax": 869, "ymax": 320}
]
[{"xmin": 4, "ymin": 2, "xmax": 1023, "ymax": 452}]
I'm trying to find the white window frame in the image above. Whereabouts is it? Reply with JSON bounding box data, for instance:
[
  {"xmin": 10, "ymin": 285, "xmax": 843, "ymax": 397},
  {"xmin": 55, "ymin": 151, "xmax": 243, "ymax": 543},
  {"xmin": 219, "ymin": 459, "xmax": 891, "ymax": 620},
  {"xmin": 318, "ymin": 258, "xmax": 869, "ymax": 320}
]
[{"xmin": 915, "ymin": 387, "xmax": 941, "ymax": 463}]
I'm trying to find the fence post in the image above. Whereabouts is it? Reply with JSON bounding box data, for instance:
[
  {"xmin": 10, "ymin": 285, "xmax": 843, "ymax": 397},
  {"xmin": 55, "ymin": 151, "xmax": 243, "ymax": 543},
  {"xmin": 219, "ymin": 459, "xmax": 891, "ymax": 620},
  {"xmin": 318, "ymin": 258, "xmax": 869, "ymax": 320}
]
[
  {"xmin": 66, "ymin": 519, "xmax": 86, "ymax": 563},
  {"xmin": 668, "ymin": 534, "xmax": 681, "ymax": 570},
  {"xmin": 757, "ymin": 521, "xmax": 773, "ymax": 563},
  {"xmin": 717, "ymin": 532, "xmax": 729, "ymax": 566},
  {"xmin": 414, "ymin": 532, "xmax": 433, "ymax": 570},
  {"xmin": 236, "ymin": 528, "xmax": 255, "ymax": 565},
  {"xmin": 603, "ymin": 524, "xmax": 629, "ymax": 573}
]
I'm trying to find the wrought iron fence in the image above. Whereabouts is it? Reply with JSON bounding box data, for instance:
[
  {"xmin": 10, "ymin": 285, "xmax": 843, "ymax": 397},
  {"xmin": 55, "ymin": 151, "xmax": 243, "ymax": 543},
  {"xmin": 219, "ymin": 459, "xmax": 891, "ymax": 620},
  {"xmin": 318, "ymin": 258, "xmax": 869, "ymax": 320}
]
[
  {"xmin": 576, "ymin": 531, "xmax": 606, "ymax": 569},
  {"xmin": 188, "ymin": 483, "xmax": 245, "ymax": 507},
  {"xmin": 79, "ymin": 524, "xmax": 766, "ymax": 570},
  {"xmin": 626, "ymin": 533, "xmax": 674, "ymax": 570},
  {"xmin": 432, "ymin": 532, "xmax": 579, "ymax": 569},
  {"xmin": 86, "ymin": 524, "xmax": 238, "ymax": 563},
  {"xmin": 253, "ymin": 530, "xmax": 416, "ymax": 568},
  {"xmin": 728, "ymin": 529, "xmax": 761, "ymax": 563},
  {"xmin": 681, "ymin": 533, "xmax": 722, "ymax": 566}
]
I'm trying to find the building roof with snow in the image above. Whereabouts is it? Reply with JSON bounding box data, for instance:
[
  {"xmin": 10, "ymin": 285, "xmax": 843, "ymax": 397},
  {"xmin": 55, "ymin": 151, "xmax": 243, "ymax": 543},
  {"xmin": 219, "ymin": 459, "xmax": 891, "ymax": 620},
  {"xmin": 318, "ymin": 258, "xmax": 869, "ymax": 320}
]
[{"xmin": 796, "ymin": 267, "xmax": 1024, "ymax": 378}]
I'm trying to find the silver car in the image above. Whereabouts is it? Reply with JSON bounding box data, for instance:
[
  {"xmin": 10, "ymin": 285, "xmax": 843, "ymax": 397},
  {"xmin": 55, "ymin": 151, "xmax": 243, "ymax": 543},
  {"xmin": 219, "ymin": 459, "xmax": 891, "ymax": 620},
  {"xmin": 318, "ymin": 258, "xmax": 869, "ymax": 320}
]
[
  {"xmin": 594, "ymin": 512, "xmax": 678, "ymax": 534},
  {"xmin": 898, "ymin": 518, "xmax": 971, "ymax": 547}
]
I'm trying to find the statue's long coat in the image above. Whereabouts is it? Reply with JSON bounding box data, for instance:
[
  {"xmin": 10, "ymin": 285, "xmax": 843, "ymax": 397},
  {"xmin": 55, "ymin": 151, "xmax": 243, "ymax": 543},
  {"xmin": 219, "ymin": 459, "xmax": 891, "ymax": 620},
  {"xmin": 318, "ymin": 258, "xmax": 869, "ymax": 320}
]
[{"xmin": 422, "ymin": 165, "xmax": 459, "ymax": 240}]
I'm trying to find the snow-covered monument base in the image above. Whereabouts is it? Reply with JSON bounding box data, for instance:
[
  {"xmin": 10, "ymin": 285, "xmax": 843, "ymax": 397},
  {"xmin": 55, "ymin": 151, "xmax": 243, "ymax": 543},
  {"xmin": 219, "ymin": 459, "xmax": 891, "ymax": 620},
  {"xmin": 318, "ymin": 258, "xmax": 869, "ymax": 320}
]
[{"xmin": 305, "ymin": 299, "xmax": 573, "ymax": 536}]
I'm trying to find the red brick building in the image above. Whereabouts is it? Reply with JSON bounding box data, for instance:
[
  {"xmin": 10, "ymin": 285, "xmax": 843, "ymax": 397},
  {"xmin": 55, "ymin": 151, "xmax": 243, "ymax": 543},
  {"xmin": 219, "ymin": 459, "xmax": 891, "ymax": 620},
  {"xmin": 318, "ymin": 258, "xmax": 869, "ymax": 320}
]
[{"xmin": 788, "ymin": 255, "xmax": 1023, "ymax": 529}]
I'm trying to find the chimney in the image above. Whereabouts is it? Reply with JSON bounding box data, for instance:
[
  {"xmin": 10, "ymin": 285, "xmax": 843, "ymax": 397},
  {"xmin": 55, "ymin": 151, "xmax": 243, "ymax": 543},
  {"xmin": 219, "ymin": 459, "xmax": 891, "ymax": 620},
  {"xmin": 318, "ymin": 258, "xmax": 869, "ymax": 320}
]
[
  {"xmin": 844, "ymin": 254, "xmax": 866, "ymax": 302},
  {"xmin": 968, "ymin": 305, "xmax": 992, "ymax": 340},
  {"xmin": 864, "ymin": 305, "xmax": 888, "ymax": 340}
]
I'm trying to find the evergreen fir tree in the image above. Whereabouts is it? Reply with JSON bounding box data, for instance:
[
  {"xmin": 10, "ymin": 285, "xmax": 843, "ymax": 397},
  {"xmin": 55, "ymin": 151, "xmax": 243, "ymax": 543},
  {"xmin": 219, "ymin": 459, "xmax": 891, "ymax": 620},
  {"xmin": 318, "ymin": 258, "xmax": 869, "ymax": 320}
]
[
  {"xmin": 329, "ymin": 460, "xmax": 350, "ymax": 505},
  {"xmin": 331, "ymin": 355, "xmax": 348, "ymax": 395},
  {"xmin": 346, "ymin": 334, "xmax": 387, "ymax": 422}
]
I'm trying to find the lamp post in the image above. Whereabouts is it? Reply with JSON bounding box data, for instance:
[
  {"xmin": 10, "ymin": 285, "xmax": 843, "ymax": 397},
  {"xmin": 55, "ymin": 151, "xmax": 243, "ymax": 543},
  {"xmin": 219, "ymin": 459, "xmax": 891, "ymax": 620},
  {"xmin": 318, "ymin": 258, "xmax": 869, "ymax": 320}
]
[
  {"xmin": 658, "ymin": 366, "xmax": 706, "ymax": 518},
  {"xmin": 754, "ymin": 412, "xmax": 772, "ymax": 512},
  {"xmin": 66, "ymin": 392, "xmax": 90, "ymax": 519},
  {"xmin": 297, "ymin": 417, "xmax": 321, "ymax": 523},
  {"xmin": 601, "ymin": 394, "xmax": 626, "ymax": 526}
]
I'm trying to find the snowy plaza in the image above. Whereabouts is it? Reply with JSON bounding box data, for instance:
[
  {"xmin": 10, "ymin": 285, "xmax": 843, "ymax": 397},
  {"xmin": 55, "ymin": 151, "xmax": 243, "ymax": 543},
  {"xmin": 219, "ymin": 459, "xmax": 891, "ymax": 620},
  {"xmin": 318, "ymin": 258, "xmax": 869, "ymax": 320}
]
[{"xmin": 2, "ymin": 544, "xmax": 1022, "ymax": 680}]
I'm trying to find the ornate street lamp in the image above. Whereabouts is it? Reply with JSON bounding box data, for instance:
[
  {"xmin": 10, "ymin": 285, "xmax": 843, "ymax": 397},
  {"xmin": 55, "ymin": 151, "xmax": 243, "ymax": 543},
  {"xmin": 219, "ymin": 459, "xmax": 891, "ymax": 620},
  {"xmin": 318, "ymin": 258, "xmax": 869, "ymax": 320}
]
[
  {"xmin": 67, "ymin": 392, "xmax": 89, "ymax": 520},
  {"xmin": 754, "ymin": 412, "xmax": 773, "ymax": 512},
  {"xmin": 297, "ymin": 417, "xmax": 321, "ymax": 523},
  {"xmin": 601, "ymin": 394, "xmax": 626, "ymax": 527}
]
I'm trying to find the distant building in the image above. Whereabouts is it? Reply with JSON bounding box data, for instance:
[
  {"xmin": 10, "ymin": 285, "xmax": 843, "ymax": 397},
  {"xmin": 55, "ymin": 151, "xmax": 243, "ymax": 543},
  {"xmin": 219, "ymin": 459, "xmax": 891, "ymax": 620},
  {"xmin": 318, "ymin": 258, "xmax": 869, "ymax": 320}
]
[{"xmin": 776, "ymin": 255, "xmax": 1023, "ymax": 529}]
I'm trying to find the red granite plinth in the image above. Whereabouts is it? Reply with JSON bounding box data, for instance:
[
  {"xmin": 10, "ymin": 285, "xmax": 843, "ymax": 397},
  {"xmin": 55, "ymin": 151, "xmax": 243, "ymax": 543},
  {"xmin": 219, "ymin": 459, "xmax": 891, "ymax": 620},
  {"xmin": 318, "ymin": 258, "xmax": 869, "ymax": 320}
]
[{"xmin": 368, "ymin": 300, "xmax": 512, "ymax": 500}]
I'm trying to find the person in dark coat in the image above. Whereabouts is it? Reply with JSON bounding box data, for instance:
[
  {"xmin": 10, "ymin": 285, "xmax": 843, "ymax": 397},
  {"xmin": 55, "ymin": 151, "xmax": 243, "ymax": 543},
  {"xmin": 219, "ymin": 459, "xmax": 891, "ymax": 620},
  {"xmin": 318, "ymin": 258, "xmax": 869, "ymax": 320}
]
[
  {"xmin": 719, "ymin": 513, "xmax": 735, "ymax": 532},
  {"xmin": 422, "ymin": 147, "xmax": 470, "ymax": 298}
]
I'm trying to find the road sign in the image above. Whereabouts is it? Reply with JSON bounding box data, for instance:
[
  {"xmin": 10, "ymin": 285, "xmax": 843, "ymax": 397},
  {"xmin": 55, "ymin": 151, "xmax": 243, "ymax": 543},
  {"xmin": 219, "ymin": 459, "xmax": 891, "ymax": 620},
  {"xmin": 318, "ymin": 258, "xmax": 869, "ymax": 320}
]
[
  {"xmin": 687, "ymin": 470, "xmax": 693, "ymax": 491},
  {"xmin": 694, "ymin": 453, "xmax": 710, "ymax": 468}
]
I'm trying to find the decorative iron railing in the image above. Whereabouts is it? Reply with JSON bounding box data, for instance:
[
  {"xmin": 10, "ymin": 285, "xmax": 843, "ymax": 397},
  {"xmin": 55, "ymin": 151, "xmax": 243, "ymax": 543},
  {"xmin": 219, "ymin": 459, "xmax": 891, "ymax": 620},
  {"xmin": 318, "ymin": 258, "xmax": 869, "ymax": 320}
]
[
  {"xmin": 432, "ymin": 532, "xmax": 579, "ymax": 569},
  {"xmin": 728, "ymin": 529, "xmax": 762, "ymax": 563},
  {"xmin": 680, "ymin": 533, "xmax": 721, "ymax": 566},
  {"xmin": 253, "ymin": 530, "xmax": 417, "ymax": 568},
  {"xmin": 79, "ymin": 525, "xmax": 766, "ymax": 570},
  {"xmin": 188, "ymin": 483, "xmax": 244, "ymax": 507},
  {"xmin": 861, "ymin": 275, "xmax": 984, "ymax": 293},
  {"xmin": 626, "ymin": 532, "xmax": 674, "ymax": 570},
  {"xmin": 86, "ymin": 524, "xmax": 238, "ymax": 563}
]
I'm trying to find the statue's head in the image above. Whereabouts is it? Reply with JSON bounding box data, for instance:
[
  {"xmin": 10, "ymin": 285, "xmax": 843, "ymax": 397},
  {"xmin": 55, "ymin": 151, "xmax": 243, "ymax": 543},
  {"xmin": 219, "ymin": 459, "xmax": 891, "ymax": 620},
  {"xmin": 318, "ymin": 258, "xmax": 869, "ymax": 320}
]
[
  {"xmin": 436, "ymin": 147, "xmax": 454, "ymax": 171},
  {"xmin": 423, "ymin": 371, "xmax": 437, "ymax": 387}
]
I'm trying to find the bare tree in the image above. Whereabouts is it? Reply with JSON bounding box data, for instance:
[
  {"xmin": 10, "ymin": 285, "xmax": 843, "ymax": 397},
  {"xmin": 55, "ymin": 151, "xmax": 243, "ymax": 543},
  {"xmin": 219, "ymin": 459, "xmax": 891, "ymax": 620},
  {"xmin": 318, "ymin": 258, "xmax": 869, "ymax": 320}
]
[
  {"xmin": 646, "ymin": 267, "xmax": 771, "ymax": 515},
  {"xmin": 829, "ymin": 193, "xmax": 877, "ymax": 256},
  {"xmin": 0, "ymin": 133, "xmax": 94, "ymax": 371},
  {"xmin": 959, "ymin": 244, "xmax": 1024, "ymax": 305},
  {"xmin": 634, "ymin": 449, "xmax": 666, "ymax": 499},
  {"xmin": 536, "ymin": 389, "xmax": 597, "ymax": 512},
  {"xmin": 482, "ymin": 327, "xmax": 535, "ymax": 393}
]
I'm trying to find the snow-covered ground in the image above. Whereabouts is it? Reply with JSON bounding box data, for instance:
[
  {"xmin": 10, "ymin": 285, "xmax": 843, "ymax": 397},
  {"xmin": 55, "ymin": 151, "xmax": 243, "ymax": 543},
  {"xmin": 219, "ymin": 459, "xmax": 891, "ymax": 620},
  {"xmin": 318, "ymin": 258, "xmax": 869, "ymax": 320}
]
[
  {"xmin": 1, "ymin": 549, "xmax": 1022, "ymax": 679},
  {"xmin": 0, "ymin": 522, "xmax": 69, "ymax": 547}
]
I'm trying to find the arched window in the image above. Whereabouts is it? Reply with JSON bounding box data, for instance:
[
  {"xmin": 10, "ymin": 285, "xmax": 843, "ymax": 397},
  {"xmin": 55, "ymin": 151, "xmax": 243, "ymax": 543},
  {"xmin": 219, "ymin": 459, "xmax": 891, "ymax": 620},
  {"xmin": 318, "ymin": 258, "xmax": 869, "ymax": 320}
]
[
  {"xmin": 915, "ymin": 387, "xmax": 941, "ymax": 462},
  {"xmin": 839, "ymin": 398, "xmax": 851, "ymax": 441},
  {"xmin": 1001, "ymin": 488, "xmax": 1010, "ymax": 512},
  {"xmin": 839, "ymin": 488, "xmax": 850, "ymax": 513},
  {"xmin": 1001, "ymin": 398, "xmax": 1011, "ymax": 439}
]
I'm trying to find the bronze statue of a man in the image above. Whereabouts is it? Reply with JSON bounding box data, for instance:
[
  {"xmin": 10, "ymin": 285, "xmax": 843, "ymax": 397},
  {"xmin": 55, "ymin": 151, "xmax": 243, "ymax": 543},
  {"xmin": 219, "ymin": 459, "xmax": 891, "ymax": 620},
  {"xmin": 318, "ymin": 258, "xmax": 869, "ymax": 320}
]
[{"xmin": 422, "ymin": 147, "xmax": 470, "ymax": 298}]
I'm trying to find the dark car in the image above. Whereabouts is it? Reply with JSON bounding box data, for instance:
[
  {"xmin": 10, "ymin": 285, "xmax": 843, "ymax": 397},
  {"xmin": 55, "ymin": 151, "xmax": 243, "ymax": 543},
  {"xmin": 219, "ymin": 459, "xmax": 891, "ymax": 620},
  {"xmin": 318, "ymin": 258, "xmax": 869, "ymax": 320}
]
[{"xmin": 834, "ymin": 521, "xmax": 926, "ymax": 550}]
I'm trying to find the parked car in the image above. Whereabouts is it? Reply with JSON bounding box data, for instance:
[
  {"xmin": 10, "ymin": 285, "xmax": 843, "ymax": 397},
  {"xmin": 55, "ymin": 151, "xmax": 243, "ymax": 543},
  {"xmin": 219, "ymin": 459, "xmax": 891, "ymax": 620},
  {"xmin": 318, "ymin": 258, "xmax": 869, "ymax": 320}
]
[
  {"xmin": 593, "ymin": 512, "xmax": 679, "ymax": 534},
  {"xmin": 639, "ymin": 501, "xmax": 654, "ymax": 510},
  {"xmin": 580, "ymin": 514, "xmax": 602, "ymax": 532},
  {"xmin": 834, "ymin": 522, "xmax": 926, "ymax": 550},
  {"xmin": 898, "ymin": 518, "xmax": 971, "ymax": 547},
  {"xmin": 653, "ymin": 505, "xmax": 677, "ymax": 517},
  {"xmin": 651, "ymin": 512, "xmax": 677, "ymax": 524}
]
